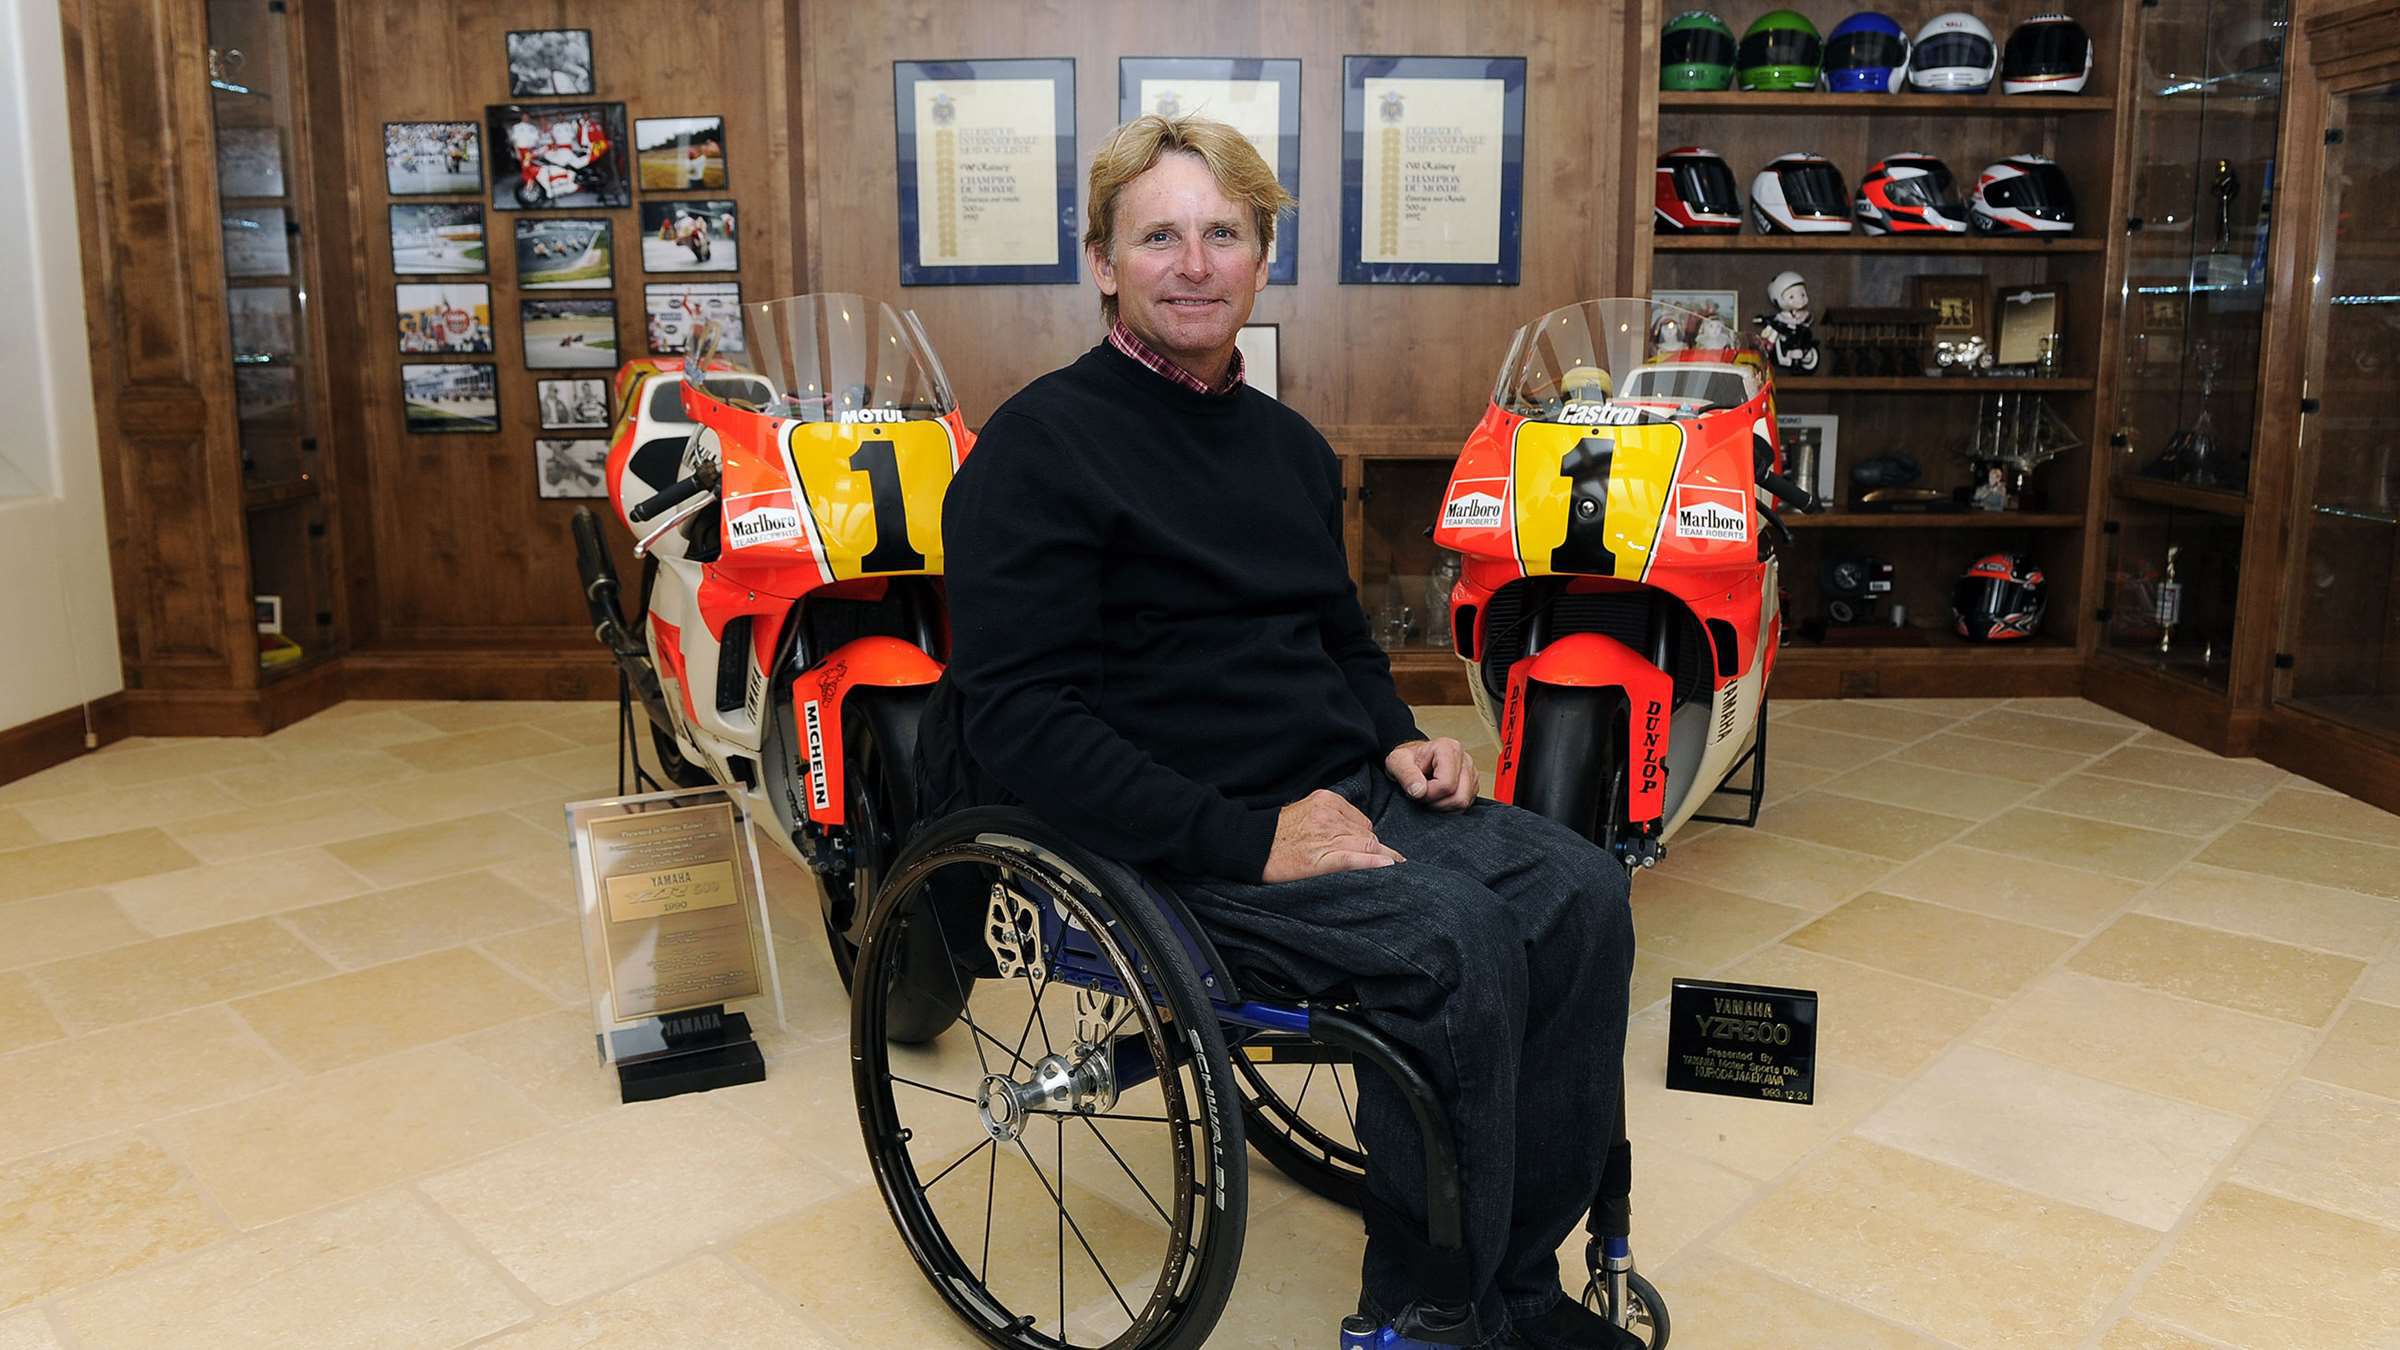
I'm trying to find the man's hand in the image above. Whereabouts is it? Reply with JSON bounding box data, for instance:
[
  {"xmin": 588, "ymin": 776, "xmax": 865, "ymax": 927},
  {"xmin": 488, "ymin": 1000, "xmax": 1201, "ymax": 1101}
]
[
  {"xmin": 1262, "ymin": 789, "xmax": 1405, "ymax": 883},
  {"xmin": 1384, "ymin": 737, "xmax": 1477, "ymax": 811}
]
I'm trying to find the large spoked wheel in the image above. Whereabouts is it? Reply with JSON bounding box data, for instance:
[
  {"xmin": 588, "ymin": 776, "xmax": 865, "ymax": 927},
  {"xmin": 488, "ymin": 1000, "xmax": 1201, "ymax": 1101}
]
[
  {"xmin": 1232, "ymin": 1040, "xmax": 1367, "ymax": 1209},
  {"xmin": 1584, "ymin": 1268, "xmax": 1670, "ymax": 1348},
  {"xmin": 852, "ymin": 809, "xmax": 1246, "ymax": 1349},
  {"xmin": 826, "ymin": 690, "xmax": 965, "ymax": 1045}
]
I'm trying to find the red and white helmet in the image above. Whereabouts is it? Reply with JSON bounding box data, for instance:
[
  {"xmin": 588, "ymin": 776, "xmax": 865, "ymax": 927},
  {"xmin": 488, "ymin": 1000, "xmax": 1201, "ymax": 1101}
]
[
  {"xmin": 1750, "ymin": 152, "xmax": 1853, "ymax": 234},
  {"xmin": 1953, "ymin": 552, "xmax": 2046, "ymax": 640},
  {"xmin": 1970, "ymin": 155, "xmax": 2077, "ymax": 233},
  {"xmin": 1855, "ymin": 152, "xmax": 1969, "ymax": 233},
  {"xmin": 1655, "ymin": 147, "xmax": 1744, "ymax": 234}
]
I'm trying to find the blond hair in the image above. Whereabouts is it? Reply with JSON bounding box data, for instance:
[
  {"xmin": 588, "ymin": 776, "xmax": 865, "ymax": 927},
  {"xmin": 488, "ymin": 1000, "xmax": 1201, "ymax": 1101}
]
[{"xmin": 1083, "ymin": 114, "xmax": 1296, "ymax": 322}]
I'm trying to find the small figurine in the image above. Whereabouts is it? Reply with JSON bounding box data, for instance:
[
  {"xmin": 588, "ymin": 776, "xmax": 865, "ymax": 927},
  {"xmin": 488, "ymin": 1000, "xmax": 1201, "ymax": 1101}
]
[
  {"xmin": 1754, "ymin": 270, "xmax": 1821, "ymax": 375},
  {"xmin": 1972, "ymin": 465, "xmax": 2010, "ymax": 511}
]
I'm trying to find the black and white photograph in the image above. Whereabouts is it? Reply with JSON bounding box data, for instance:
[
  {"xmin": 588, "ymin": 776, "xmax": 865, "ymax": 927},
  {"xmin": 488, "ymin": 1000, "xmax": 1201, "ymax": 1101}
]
[
  {"xmin": 514, "ymin": 218, "xmax": 614, "ymax": 289},
  {"xmin": 395, "ymin": 283, "xmax": 493, "ymax": 355},
  {"xmin": 216, "ymin": 127, "xmax": 284, "ymax": 198},
  {"xmin": 535, "ymin": 438, "xmax": 610, "ymax": 498},
  {"xmin": 221, "ymin": 207, "xmax": 291, "ymax": 278},
  {"xmin": 233, "ymin": 366, "xmax": 297, "ymax": 423},
  {"xmin": 635, "ymin": 115, "xmax": 727, "ymax": 190},
  {"xmin": 389, "ymin": 203, "xmax": 486, "ymax": 275},
  {"xmin": 383, "ymin": 122, "xmax": 482, "ymax": 196},
  {"xmin": 644, "ymin": 282, "xmax": 743, "ymax": 356},
  {"xmin": 537, "ymin": 377, "xmax": 611, "ymax": 431},
  {"xmin": 489, "ymin": 102, "xmax": 631, "ymax": 210},
  {"xmin": 522, "ymin": 298, "xmax": 618, "ymax": 369},
  {"xmin": 506, "ymin": 29, "xmax": 594, "ymax": 97},
  {"xmin": 638, "ymin": 200, "xmax": 737, "ymax": 273},
  {"xmin": 226, "ymin": 287, "xmax": 295, "ymax": 361},
  {"xmin": 401, "ymin": 362, "xmax": 498, "ymax": 434},
  {"xmin": 1776, "ymin": 413, "xmax": 1841, "ymax": 504}
]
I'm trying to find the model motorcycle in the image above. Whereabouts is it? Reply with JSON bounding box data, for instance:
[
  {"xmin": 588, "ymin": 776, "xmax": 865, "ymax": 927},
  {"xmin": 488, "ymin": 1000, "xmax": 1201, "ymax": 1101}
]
[
  {"xmin": 1433, "ymin": 297, "xmax": 1813, "ymax": 868},
  {"xmin": 569, "ymin": 292, "xmax": 975, "ymax": 1040}
]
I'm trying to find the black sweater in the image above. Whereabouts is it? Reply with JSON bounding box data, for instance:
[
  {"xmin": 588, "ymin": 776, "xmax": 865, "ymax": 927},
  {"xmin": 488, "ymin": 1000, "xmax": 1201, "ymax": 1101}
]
[{"xmin": 941, "ymin": 342, "xmax": 1423, "ymax": 882}]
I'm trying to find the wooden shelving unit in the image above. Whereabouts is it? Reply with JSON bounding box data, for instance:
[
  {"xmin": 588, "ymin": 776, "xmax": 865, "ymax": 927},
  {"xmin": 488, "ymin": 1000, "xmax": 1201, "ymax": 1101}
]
[
  {"xmin": 1659, "ymin": 91, "xmax": 2113, "ymax": 116},
  {"xmin": 1789, "ymin": 511, "xmax": 2085, "ymax": 529},
  {"xmin": 1655, "ymin": 235, "xmax": 2105, "ymax": 254}
]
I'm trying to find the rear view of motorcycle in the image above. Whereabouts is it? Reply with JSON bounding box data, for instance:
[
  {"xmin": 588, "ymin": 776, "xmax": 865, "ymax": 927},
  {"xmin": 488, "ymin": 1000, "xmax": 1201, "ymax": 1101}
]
[{"xmin": 570, "ymin": 293, "xmax": 977, "ymax": 1043}]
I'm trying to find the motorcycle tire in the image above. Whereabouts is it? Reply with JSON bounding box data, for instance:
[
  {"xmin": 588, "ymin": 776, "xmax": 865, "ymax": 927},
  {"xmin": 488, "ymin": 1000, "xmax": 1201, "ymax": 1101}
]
[
  {"xmin": 828, "ymin": 688, "xmax": 966, "ymax": 1045},
  {"xmin": 514, "ymin": 178, "xmax": 543, "ymax": 209},
  {"xmin": 648, "ymin": 724, "xmax": 715, "ymax": 790}
]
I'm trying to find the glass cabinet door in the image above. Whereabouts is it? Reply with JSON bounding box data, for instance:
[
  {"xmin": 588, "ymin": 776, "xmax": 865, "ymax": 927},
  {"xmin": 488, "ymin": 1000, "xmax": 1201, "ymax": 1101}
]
[
  {"xmin": 2278, "ymin": 80, "xmax": 2400, "ymax": 738},
  {"xmin": 209, "ymin": 0, "xmax": 317, "ymax": 490}
]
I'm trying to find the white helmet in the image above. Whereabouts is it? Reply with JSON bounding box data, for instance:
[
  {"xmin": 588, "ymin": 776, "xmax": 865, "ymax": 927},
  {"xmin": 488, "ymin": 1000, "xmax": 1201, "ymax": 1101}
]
[
  {"xmin": 1908, "ymin": 12, "xmax": 1998, "ymax": 92},
  {"xmin": 1970, "ymin": 154, "xmax": 2077, "ymax": 234},
  {"xmin": 1767, "ymin": 270, "xmax": 1809, "ymax": 310},
  {"xmin": 1750, "ymin": 153, "xmax": 1854, "ymax": 234}
]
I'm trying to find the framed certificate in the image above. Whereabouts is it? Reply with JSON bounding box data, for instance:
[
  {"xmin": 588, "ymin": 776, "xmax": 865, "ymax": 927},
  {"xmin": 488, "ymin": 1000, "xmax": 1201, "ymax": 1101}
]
[
  {"xmin": 1341, "ymin": 56, "xmax": 1526, "ymax": 285},
  {"xmin": 894, "ymin": 58, "xmax": 1079, "ymax": 285},
  {"xmin": 1119, "ymin": 57, "xmax": 1301, "ymax": 285}
]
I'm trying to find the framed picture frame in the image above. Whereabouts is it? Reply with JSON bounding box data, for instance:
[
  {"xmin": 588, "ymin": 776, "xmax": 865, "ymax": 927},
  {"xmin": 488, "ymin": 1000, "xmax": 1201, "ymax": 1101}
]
[
  {"xmin": 396, "ymin": 283, "xmax": 494, "ymax": 355},
  {"xmin": 1119, "ymin": 57, "xmax": 1301, "ymax": 285},
  {"xmin": 1649, "ymin": 288, "xmax": 1743, "ymax": 351},
  {"xmin": 253, "ymin": 594, "xmax": 283, "ymax": 635},
  {"xmin": 893, "ymin": 58, "xmax": 1079, "ymax": 286},
  {"xmin": 1993, "ymin": 284, "xmax": 2065, "ymax": 369},
  {"xmin": 514, "ymin": 217, "xmax": 614, "ymax": 289},
  {"xmin": 538, "ymin": 377, "xmax": 612, "ymax": 431},
  {"xmin": 1776, "ymin": 413, "xmax": 1840, "ymax": 506},
  {"xmin": 644, "ymin": 282, "xmax": 744, "ymax": 355},
  {"xmin": 487, "ymin": 103, "xmax": 631, "ymax": 210},
  {"xmin": 1341, "ymin": 55, "xmax": 1526, "ymax": 285},
  {"xmin": 506, "ymin": 29, "xmax": 594, "ymax": 97},
  {"xmin": 1235, "ymin": 323, "xmax": 1280, "ymax": 400},
  {"xmin": 222, "ymin": 206, "xmax": 292, "ymax": 279},
  {"xmin": 217, "ymin": 126, "xmax": 286, "ymax": 198},
  {"xmin": 638, "ymin": 200, "xmax": 739, "ymax": 273},
  {"xmin": 1910, "ymin": 274, "xmax": 1985, "ymax": 341},
  {"xmin": 634, "ymin": 115, "xmax": 728, "ymax": 191},
  {"xmin": 382, "ymin": 122, "xmax": 481, "ymax": 197},
  {"xmin": 401, "ymin": 362, "xmax": 499, "ymax": 435},
  {"xmin": 521, "ymin": 299, "xmax": 619, "ymax": 369},
  {"xmin": 226, "ymin": 287, "xmax": 296, "ymax": 361},
  {"xmin": 390, "ymin": 203, "xmax": 486, "ymax": 275},
  {"xmin": 535, "ymin": 438, "xmax": 611, "ymax": 499}
]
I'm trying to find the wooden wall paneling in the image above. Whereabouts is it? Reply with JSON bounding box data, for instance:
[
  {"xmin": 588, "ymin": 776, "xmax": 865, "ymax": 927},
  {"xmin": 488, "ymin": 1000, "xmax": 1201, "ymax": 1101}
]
[{"xmin": 305, "ymin": 0, "xmax": 379, "ymax": 650}]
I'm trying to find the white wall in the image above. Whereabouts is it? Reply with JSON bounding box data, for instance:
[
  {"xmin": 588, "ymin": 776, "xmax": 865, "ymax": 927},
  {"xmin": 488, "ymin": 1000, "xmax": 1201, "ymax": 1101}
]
[{"xmin": 0, "ymin": 0, "xmax": 125, "ymax": 730}]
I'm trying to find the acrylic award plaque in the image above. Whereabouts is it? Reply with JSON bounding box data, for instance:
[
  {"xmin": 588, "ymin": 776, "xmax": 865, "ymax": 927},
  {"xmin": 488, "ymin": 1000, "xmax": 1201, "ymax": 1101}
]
[
  {"xmin": 568, "ymin": 785, "xmax": 785, "ymax": 1102},
  {"xmin": 1664, "ymin": 977, "xmax": 1817, "ymax": 1105}
]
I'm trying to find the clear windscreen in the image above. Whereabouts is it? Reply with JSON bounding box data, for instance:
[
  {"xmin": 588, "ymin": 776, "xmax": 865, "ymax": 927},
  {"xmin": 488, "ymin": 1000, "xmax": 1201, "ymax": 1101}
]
[
  {"xmin": 1826, "ymin": 30, "xmax": 1908, "ymax": 70},
  {"xmin": 1914, "ymin": 33, "xmax": 1995, "ymax": 71},
  {"xmin": 1493, "ymin": 299, "xmax": 1760, "ymax": 422},
  {"xmin": 689, "ymin": 292, "xmax": 957, "ymax": 423}
]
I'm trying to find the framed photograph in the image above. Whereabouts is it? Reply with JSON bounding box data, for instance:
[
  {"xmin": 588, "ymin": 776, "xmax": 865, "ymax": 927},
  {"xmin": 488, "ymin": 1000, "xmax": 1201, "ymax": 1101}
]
[
  {"xmin": 506, "ymin": 29, "xmax": 593, "ymax": 97},
  {"xmin": 396, "ymin": 283, "xmax": 493, "ymax": 355},
  {"xmin": 401, "ymin": 362, "xmax": 499, "ymax": 434},
  {"xmin": 514, "ymin": 217, "xmax": 614, "ymax": 289},
  {"xmin": 222, "ymin": 207, "xmax": 291, "ymax": 278},
  {"xmin": 383, "ymin": 122, "xmax": 481, "ymax": 196},
  {"xmin": 1120, "ymin": 58, "xmax": 1301, "ymax": 285},
  {"xmin": 635, "ymin": 115, "xmax": 728, "ymax": 191},
  {"xmin": 1776, "ymin": 413, "xmax": 1840, "ymax": 506},
  {"xmin": 1235, "ymin": 323, "xmax": 1280, "ymax": 400},
  {"xmin": 893, "ymin": 59, "xmax": 1079, "ymax": 285},
  {"xmin": 234, "ymin": 366, "xmax": 297, "ymax": 423},
  {"xmin": 1994, "ymin": 284, "xmax": 2065, "ymax": 368},
  {"xmin": 538, "ymin": 377, "xmax": 612, "ymax": 431},
  {"xmin": 226, "ymin": 287, "xmax": 295, "ymax": 360},
  {"xmin": 217, "ymin": 127, "xmax": 284, "ymax": 198},
  {"xmin": 253, "ymin": 595, "xmax": 283, "ymax": 635},
  {"xmin": 390, "ymin": 203, "xmax": 486, "ymax": 275},
  {"xmin": 1341, "ymin": 56, "xmax": 1527, "ymax": 285},
  {"xmin": 1650, "ymin": 289, "xmax": 1743, "ymax": 350},
  {"xmin": 1911, "ymin": 274, "xmax": 1985, "ymax": 341},
  {"xmin": 645, "ymin": 282, "xmax": 743, "ymax": 355},
  {"xmin": 638, "ymin": 200, "xmax": 738, "ymax": 273},
  {"xmin": 521, "ymin": 298, "xmax": 619, "ymax": 369},
  {"xmin": 535, "ymin": 437, "xmax": 611, "ymax": 499},
  {"xmin": 488, "ymin": 102, "xmax": 631, "ymax": 210}
]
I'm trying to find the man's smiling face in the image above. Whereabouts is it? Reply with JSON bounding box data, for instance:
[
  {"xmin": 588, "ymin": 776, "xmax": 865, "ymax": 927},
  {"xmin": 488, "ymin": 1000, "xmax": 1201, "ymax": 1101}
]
[{"xmin": 1091, "ymin": 150, "xmax": 1270, "ymax": 382}]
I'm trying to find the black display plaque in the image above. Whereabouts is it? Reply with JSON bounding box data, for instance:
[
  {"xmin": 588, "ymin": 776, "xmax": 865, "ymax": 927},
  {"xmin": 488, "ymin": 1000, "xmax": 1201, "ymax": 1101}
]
[{"xmin": 1664, "ymin": 978, "xmax": 1817, "ymax": 1105}]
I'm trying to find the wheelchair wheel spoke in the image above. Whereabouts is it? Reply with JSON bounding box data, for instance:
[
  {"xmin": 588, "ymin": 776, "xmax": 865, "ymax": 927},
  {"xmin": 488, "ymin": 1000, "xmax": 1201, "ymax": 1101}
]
[
  {"xmin": 1016, "ymin": 1132, "xmax": 1141, "ymax": 1329},
  {"xmin": 1077, "ymin": 1109, "xmax": 1177, "ymax": 1125},
  {"xmin": 889, "ymin": 1073, "xmax": 978, "ymax": 1107},
  {"xmin": 924, "ymin": 890, "xmax": 994, "ymax": 1080},
  {"xmin": 981, "ymin": 1139, "xmax": 998, "ymax": 1283},
  {"xmin": 1293, "ymin": 1060, "xmax": 1319, "ymax": 1116},
  {"xmin": 1332, "ymin": 1063, "xmax": 1358, "ymax": 1137},
  {"xmin": 961, "ymin": 1015, "xmax": 1038, "ymax": 1077},
  {"xmin": 1077, "ymin": 1113, "xmax": 1170, "ymax": 1227},
  {"xmin": 923, "ymin": 1138, "xmax": 994, "ymax": 1193}
]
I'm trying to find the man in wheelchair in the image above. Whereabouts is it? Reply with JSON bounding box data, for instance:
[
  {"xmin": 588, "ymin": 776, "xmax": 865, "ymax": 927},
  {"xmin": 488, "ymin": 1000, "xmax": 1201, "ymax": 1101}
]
[{"xmin": 921, "ymin": 113, "xmax": 1640, "ymax": 1349}]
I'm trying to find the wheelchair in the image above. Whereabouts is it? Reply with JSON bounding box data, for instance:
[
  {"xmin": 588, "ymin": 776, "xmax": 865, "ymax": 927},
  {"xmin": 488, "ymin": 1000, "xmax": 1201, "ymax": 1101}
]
[{"xmin": 846, "ymin": 804, "xmax": 1671, "ymax": 1349}]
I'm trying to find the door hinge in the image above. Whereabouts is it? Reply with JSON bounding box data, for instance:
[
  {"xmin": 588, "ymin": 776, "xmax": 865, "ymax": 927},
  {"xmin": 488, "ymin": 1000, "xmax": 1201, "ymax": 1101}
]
[
  {"xmin": 2327, "ymin": 129, "xmax": 2345, "ymax": 145},
  {"xmin": 2274, "ymin": 652, "xmax": 2295, "ymax": 669},
  {"xmin": 2126, "ymin": 216, "xmax": 2145, "ymax": 233},
  {"xmin": 2109, "ymin": 432, "xmax": 2130, "ymax": 448},
  {"xmin": 2300, "ymin": 397, "xmax": 2321, "ymax": 414}
]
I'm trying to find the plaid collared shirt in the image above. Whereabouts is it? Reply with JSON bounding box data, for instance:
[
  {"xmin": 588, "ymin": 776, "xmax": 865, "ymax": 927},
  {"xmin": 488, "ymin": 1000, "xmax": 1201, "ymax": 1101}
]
[{"xmin": 1106, "ymin": 319, "xmax": 1245, "ymax": 396}]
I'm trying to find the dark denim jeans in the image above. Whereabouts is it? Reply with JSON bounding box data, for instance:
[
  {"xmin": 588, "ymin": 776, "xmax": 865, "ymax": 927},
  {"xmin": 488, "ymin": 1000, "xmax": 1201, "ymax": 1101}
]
[{"xmin": 1167, "ymin": 764, "xmax": 1636, "ymax": 1342}]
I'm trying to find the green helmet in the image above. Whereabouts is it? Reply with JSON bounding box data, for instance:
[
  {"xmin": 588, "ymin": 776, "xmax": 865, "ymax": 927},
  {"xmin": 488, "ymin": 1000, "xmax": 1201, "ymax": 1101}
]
[
  {"xmin": 1661, "ymin": 11, "xmax": 1738, "ymax": 91},
  {"xmin": 1738, "ymin": 10, "xmax": 1824, "ymax": 91}
]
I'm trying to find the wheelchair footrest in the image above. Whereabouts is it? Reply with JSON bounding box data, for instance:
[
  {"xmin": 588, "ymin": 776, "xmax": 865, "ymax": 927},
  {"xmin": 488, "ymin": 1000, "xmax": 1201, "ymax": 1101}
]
[{"xmin": 1341, "ymin": 1316, "xmax": 1475, "ymax": 1350}]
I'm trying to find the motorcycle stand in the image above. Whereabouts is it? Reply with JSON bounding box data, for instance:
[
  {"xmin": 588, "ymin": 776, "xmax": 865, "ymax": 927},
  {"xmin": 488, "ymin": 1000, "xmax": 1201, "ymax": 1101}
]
[{"xmin": 1689, "ymin": 700, "xmax": 1768, "ymax": 828}]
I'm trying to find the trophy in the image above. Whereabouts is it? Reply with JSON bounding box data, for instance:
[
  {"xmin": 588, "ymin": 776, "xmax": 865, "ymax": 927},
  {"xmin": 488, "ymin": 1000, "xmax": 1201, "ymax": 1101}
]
[
  {"xmin": 2210, "ymin": 159, "xmax": 2241, "ymax": 254},
  {"xmin": 2156, "ymin": 545, "xmax": 2183, "ymax": 655}
]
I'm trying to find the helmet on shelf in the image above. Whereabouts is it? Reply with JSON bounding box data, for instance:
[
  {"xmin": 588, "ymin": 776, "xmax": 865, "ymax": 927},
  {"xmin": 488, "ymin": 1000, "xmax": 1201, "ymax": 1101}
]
[
  {"xmin": 1738, "ymin": 10, "xmax": 1824, "ymax": 91},
  {"xmin": 1750, "ymin": 152, "xmax": 1853, "ymax": 233},
  {"xmin": 1824, "ymin": 12, "xmax": 1911, "ymax": 93},
  {"xmin": 1656, "ymin": 146, "xmax": 1745, "ymax": 233},
  {"xmin": 2002, "ymin": 14, "xmax": 2095, "ymax": 93},
  {"xmin": 1953, "ymin": 553, "xmax": 2046, "ymax": 640},
  {"xmin": 1907, "ymin": 12, "xmax": 1999, "ymax": 92},
  {"xmin": 1855, "ymin": 152, "xmax": 1969, "ymax": 233},
  {"xmin": 1662, "ymin": 10, "xmax": 1740, "ymax": 90},
  {"xmin": 1971, "ymin": 154, "xmax": 2077, "ymax": 233}
]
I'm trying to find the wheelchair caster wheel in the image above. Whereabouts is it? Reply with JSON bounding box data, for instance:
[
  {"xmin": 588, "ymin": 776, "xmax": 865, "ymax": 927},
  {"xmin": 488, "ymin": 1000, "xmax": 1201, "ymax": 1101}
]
[{"xmin": 1583, "ymin": 1269, "xmax": 1669, "ymax": 1347}]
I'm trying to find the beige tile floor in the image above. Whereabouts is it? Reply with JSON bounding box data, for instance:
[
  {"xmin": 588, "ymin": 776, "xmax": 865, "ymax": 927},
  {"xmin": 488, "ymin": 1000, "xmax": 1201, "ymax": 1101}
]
[{"xmin": 1, "ymin": 696, "xmax": 2396, "ymax": 1348}]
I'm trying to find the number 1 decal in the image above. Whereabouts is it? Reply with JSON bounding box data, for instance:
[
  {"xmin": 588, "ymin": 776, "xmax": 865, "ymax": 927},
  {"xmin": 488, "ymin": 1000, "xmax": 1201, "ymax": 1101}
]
[{"xmin": 849, "ymin": 440, "xmax": 928, "ymax": 573}]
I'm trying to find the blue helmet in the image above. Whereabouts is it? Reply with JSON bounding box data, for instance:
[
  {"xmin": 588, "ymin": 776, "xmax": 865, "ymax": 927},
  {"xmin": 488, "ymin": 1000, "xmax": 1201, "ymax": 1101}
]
[{"xmin": 1824, "ymin": 12, "xmax": 1910, "ymax": 92}]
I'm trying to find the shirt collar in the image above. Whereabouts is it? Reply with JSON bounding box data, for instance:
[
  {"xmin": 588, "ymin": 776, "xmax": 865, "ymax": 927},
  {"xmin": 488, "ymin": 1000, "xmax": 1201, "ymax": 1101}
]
[{"xmin": 1106, "ymin": 319, "xmax": 1245, "ymax": 397}]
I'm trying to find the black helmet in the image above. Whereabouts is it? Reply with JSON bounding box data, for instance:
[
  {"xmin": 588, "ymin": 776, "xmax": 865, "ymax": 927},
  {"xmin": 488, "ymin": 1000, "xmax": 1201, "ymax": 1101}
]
[
  {"xmin": 2001, "ymin": 14, "xmax": 2095, "ymax": 93},
  {"xmin": 1953, "ymin": 552, "xmax": 2046, "ymax": 640}
]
